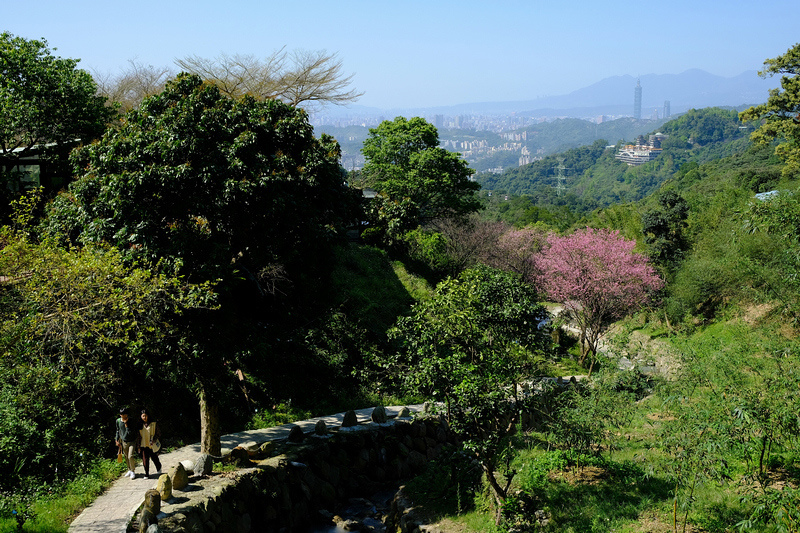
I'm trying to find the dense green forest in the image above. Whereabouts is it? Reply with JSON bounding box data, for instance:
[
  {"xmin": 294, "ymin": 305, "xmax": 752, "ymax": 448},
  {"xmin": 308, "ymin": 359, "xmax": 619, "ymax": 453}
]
[
  {"xmin": 2, "ymin": 33, "xmax": 800, "ymax": 533},
  {"xmin": 477, "ymin": 108, "xmax": 753, "ymax": 214}
]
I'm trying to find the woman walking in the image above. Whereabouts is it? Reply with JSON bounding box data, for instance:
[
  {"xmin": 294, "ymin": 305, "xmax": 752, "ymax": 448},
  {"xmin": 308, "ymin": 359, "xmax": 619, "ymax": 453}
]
[{"xmin": 139, "ymin": 409, "xmax": 162, "ymax": 478}]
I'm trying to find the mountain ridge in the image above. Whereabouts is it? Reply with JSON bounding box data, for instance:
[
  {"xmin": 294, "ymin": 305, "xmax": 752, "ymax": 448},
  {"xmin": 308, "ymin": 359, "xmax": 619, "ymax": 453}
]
[{"xmin": 315, "ymin": 70, "xmax": 780, "ymax": 121}]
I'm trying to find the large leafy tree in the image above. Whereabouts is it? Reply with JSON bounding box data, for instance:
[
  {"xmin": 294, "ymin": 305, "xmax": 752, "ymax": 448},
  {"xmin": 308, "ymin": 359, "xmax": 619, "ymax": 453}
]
[
  {"xmin": 0, "ymin": 32, "xmax": 113, "ymax": 168},
  {"xmin": 535, "ymin": 228, "xmax": 662, "ymax": 370},
  {"xmin": 42, "ymin": 74, "xmax": 358, "ymax": 453},
  {"xmin": 0, "ymin": 226, "xmax": 206, "ymax": 489},
  {"xmin": 360, "ymin": 117, "xmax": 480, "ymax": 245},
  {"xmin": 740, "ymin": 43, "xmax": 800, "ymax": 177},
  {"xmin": 387, "ymin": 265, "xmax": 551, "ymax": 514}
]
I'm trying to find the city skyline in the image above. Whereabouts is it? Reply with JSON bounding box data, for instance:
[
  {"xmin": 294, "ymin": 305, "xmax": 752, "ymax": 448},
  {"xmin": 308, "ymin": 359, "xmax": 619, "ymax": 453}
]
[{"xmin": 5, "ymin": 0, "xmax": 800, "ymax": 109}]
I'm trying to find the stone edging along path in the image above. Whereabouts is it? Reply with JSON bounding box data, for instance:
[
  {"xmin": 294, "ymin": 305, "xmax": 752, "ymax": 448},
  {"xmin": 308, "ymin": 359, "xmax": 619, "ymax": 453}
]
[{"xmin": 68, "ymin": 405, "xmax": 422, "ymax": 533}]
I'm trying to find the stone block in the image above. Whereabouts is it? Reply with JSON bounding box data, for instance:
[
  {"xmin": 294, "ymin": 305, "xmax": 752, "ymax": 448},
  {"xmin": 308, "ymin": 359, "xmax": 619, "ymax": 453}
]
[
  {"xmin": 193, "ymin": 454, "xmax": 214, "ymax": 476},
  {"xmin": 259, "ymin": 441, "xmax": 276, "ymax": 456},
  {"xmin": 287, "ymin": 425, "xmax": 305, "ymax": 443},
  {"xmin": 341, "ymin": 410, "xmax": 358, "ymax": 427},
  {"xmin": 371, "ymin": 406, "xmax": 387, "ymax": 423},
  {"xmin": 156, "ymin": 473, "xmax": 172, "ymax": 501},
  {"xmin": 169, "ymin": 463, "xmax": 189, "ymax": 491},
  {"xmin": 144, "ymin": 489, "xmax": 161, "ymax": 514}
]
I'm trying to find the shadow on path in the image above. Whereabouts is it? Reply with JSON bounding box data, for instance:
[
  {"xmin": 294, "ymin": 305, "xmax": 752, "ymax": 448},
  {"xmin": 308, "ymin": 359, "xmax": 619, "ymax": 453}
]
[{"xmin": 68, "ymin": 405, "xmax": 421, "ymax": 533}]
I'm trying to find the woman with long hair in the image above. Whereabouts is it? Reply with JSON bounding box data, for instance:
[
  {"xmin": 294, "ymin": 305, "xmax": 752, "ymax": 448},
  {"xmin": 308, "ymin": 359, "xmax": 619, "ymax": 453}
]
[{"xmin": 138, "ymin": 409, "xmax": 162, "ymax": 478}]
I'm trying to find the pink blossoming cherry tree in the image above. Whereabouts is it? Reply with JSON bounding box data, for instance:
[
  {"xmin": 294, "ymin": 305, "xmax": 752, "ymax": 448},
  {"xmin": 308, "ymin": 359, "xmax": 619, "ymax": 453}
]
[{"xmin": 535, "ymin": 227, "xmax": 663, "ymax": 371}]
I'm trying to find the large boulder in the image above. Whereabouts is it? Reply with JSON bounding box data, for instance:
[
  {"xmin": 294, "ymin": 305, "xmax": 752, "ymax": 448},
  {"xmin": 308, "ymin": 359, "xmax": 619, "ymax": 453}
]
[
  {"xmin": 169, "ymin": 463, "xmax": 189, "ymax": 490},
  {"xmin": 314, "ymin": 420, "xmax": 328, "ymax": 436},
  {"xmin": 156, "ymin": 473, "xmax": 172, "ymax": 501}
]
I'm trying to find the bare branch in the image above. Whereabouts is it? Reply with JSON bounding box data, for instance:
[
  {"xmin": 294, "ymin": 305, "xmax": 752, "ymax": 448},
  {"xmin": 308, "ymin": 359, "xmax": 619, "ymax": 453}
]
[
  {"xmin": 175, "ymin": 47, "xmax": 362, "ymax": 109},
  {"xmin": 94, "ymin": 59, "xmax": 173, "ymax": 113}
]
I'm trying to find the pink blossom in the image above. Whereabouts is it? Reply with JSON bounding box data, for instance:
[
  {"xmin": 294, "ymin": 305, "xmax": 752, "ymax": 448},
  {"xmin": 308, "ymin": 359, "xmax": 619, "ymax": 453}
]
[{"xmin": 535, "ymin": 227, "xmax": 663, "ymax": 362}]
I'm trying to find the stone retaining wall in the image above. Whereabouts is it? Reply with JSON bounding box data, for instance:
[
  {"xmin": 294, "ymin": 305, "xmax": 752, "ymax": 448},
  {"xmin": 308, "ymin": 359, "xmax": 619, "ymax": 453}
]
[{"xmin": 155, "ymin": 415, "xmax": 455, "ymax": 533}]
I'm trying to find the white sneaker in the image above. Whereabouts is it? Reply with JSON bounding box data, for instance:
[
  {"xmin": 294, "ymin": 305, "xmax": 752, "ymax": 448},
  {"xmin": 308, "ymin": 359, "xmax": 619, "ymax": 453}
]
[
  {"xmin": 130, "ymin": 472, "xmax": 136, "ymax": 480},
  {"xmin": 125, "ymin": 470, "xmax": 133, "ymax": 478}
]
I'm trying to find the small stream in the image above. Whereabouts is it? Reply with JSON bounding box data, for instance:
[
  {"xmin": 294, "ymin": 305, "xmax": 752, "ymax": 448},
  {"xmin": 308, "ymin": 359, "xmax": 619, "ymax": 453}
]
[{"xmin": 305, "ymin": 489, "xmax": 399, "ymax": 533}]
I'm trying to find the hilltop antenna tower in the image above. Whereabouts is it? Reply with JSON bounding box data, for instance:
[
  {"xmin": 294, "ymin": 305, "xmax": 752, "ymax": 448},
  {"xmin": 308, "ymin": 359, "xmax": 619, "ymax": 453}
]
[{"xmin": 555, "ymin": 158, "xmax": 567, "ymax": 196}]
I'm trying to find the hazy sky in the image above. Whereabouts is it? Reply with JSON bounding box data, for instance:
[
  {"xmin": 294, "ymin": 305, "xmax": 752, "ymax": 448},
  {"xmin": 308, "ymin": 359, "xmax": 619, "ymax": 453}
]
[{"xmin": 5, "ymin": 0, "xmax": 799, "ymax": 109}]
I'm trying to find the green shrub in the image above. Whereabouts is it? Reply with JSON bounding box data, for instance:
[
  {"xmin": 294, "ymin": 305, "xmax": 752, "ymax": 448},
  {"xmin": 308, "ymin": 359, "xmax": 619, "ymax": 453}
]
[
  {"xmin": 404, "ymin": 446, "xmax": 483, "ymax": 516},
  {"xmin": 246, "ymin": 402, "xmax": 313, "ymax": 430}
]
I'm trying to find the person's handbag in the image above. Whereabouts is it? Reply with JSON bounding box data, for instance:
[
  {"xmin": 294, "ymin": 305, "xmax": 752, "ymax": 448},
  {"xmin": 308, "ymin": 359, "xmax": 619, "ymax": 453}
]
[
  {"xmin": 116, "ymin": 451, "xmax": 124, "ymax": 463},
  {"xmin": 151, "ymin": 439, "xmax": 161, "ymax": 453}
]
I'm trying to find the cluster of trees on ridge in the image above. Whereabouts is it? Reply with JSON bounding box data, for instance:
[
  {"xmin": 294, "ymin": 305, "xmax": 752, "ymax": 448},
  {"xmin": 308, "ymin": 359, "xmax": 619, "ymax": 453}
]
[{"xmin": 3, "ymin": 31, "xmax": 800, "ymax": 531}]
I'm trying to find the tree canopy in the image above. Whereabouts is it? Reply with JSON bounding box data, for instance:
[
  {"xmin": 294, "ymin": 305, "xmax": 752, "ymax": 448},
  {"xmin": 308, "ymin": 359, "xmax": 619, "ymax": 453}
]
[
  {"xmin": 641, "ymin": 190, "xmax": 690, "ymax": 273},
  {"xmin": 46, "ymin": 74, "xmax": 355, "ymax": 287},
  {"xmin": 740, "ymin": 42, "xmax": 800, "ymax": 177},
  {"xmin": 360, "ymin": 117, "xmax": 480, "ymax": 244},
  {"xmin": 388, "ymin": 265, "xmax": 551, "ymax": 510},
  {"xmin": 0, "ymin": 32, "xmax": 113, "ymax": 162},
  {"xmin": 41, "ymin": 73, "xmax": 359, "ymax": 453}
]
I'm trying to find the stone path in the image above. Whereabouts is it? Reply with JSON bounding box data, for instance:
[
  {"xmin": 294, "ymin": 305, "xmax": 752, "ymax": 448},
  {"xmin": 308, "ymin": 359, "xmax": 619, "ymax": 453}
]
[{"xmin": 68, "ymin": 405, "xmax": 420, "ymax": 533}]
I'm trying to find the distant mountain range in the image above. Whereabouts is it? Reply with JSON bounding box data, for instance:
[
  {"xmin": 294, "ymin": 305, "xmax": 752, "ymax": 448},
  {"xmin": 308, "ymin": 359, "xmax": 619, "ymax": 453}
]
[{"xmin": 315, "ymin": 70, "xmax": 781, "ymax": 121}]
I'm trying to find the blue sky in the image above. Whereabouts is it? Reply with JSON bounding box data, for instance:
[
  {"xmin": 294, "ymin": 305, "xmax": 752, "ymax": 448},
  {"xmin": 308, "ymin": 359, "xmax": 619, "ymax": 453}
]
[{"xmin": 5, "ymin": 0, "xmax": 799, "ymax": 109}]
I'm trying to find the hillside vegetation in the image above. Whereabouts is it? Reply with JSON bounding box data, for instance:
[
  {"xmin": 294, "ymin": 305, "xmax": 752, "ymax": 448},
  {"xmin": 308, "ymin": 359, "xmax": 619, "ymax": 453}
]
[
  {"xmin": 477, "ymin": 108, "xmax": 754, "ymax": 221},
  {"xmin": 3, "ymin": 35, "xmax": 800, "ymax": 533}
]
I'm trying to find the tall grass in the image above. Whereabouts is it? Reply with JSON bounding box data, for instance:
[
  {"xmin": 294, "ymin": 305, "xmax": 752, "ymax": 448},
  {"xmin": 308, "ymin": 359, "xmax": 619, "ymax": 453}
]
[{"xmin": 0, "ymin": 458, "xmax": 125, "ymax": 533}]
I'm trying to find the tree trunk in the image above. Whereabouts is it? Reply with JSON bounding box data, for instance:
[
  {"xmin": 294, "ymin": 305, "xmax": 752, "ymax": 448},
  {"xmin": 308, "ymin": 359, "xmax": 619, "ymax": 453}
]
[
  {"xmin": 578, "ymin": 329, "xmax": 588, "ymax": 363},
  {"xmin": 199, "ymin": 387, "xmax": 221, "ymax": 456},
  {"xmin": 482, "ymin": 463, "xmax": 507, "ymax": 525}
]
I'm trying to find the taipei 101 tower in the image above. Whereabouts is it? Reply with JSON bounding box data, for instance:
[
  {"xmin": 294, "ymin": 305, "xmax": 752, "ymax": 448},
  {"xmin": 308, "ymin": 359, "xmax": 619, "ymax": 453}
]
[{"xmin": 634, "ymin": 79, "xmax": 642, "ymax": 119}]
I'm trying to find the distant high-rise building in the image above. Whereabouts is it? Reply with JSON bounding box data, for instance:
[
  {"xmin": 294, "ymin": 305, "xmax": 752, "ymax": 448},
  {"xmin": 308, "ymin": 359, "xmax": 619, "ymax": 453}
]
[
  {"xmin": 663, "ymin": 100, "xmax": 671, "ymax": 119},
  {"xmin": 433, "ymin": 114, "xmax": 444, "ymax": 129},
  {"xmin": 634, "ymin": 79, "xmax": 642, "ymax": 119}
]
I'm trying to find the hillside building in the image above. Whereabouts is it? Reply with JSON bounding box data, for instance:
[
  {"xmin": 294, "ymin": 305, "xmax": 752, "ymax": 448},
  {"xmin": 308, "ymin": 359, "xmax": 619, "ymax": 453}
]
[
  {"xmin": 615, "ymin": 132, "xmax": 668, "ymax": 166},
  {"xmin": 1, "ymin": 142, "xmax": 73, "ymax": 194}
]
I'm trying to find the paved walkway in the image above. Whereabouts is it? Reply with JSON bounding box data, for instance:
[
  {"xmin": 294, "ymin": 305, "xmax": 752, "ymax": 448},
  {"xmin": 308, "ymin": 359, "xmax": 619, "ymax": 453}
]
[{"xmin": 68, "ymin": 406, "xmax": 419, "ymax": 533}]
